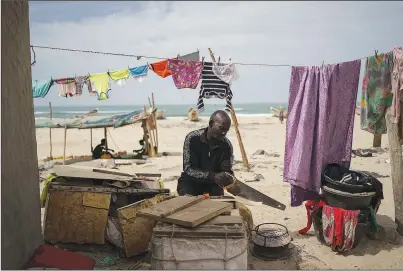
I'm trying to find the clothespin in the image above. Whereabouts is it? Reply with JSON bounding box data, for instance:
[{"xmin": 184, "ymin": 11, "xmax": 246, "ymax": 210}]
[
  {"xmin": 201, "ymin": 57, "xmax": 205, "ymax": 63},
  {"xmin": 218, "ymin": 56, "xmax": 221, "ymax": 64},
  {"xmin": 374, "ymin": 50, "xmax": 378, "ymax": 58},
  {"xmin": 229, "ymin": 58, "xmax": 232, "ymax": 61},
  {"xmin": 322, "ymin": 60, "xmax": 325, "ymax": 67},
  {"xmin": 177, "ymin": 54, "xmax": 180, "ymax": 59},
  {"xmin": 136, "ymin": 56, "xmax": 141, "ymax": 60}
]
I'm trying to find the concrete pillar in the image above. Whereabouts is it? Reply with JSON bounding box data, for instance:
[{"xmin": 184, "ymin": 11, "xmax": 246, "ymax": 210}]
[{"xmin": 1, "ymin": 1, "xmax": 43, "ymax": 269}]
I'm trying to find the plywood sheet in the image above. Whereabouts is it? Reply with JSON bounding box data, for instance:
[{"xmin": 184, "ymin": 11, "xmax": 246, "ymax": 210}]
[
  {"xmin": 137, "ymin": 196, "xmax": 205, "ymax": 219},
  {"xmin": 117, "ymin": 194, "xmax": 171, "ymax": 257},
  {"xmin": 52, "ymin": 165, "xmax": 133, "ymax": 181},
  {"xmin": 44, "ymin": 191, "xmax": 110, "ymax": 245},
  {"xmin": 161, "ymin": 200, "xmax": 233, "ymax": 227}
]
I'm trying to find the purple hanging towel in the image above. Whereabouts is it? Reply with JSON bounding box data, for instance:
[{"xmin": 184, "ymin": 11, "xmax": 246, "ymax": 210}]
[{"xmin": 283, "ymin": 59, "xmax": 361, "ymax": 207}]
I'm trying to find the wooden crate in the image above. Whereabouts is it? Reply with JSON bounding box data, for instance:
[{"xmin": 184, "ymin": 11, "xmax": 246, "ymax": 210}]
[{"xmin": 117, "ymin": 195, "xmax": 173, "ymax": 257}]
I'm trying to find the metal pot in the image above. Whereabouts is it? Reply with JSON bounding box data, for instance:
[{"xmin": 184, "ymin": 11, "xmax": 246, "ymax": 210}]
[{"xmin": 251, "ymin": 223, "xmax": 293, "ymax": 261}]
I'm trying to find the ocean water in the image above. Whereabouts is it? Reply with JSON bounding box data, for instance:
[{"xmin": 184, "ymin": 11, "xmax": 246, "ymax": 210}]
[{"xmin": 34, "ymin": 103, "xmax": 287, "ymax": 119}]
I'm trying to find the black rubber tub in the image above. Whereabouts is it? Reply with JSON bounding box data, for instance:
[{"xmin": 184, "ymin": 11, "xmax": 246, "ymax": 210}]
[
  {"xmin": 322, "ymin": 185, "xmax": 376, "ymax": 210},
  {"xmin": 322, "ymin": 164, "xmax": 377, "ymax": 194}
]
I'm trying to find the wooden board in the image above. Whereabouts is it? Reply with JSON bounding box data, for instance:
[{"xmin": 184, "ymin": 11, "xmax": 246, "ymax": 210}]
[
  {"xmin": 44, "ymin": 190, "xmax": 110, "ymax": 244},
  {"xmin": 160, "ymin": 200, "xmax": 233, "ymax": 227},
  {"xmin": 117, "ymin": 195, "xmax": 171, "ymax": 257},
  {"xmin": 137, "ymin": 196, "xmax": 205, "ymax": 219},
  {"xmin": 204, "ymin": 215, "xmax": 243, "ymax": 226}
]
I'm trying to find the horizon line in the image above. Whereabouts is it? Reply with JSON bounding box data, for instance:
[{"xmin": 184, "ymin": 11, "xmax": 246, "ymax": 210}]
[{"xmin": 34, "ymin": 102, "xmax": 289, "ymax": 107}]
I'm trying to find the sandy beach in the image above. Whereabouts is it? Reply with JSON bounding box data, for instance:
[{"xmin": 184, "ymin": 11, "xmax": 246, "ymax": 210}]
[{"xmin": 36, "ymin": 115, "xmax": 403, "ymax": 269}]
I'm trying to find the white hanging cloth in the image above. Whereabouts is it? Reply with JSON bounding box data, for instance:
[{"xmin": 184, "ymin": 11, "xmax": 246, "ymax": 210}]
[{"xmin": 212, "ymin": 62, "xmax": 239, "ymax": 85}]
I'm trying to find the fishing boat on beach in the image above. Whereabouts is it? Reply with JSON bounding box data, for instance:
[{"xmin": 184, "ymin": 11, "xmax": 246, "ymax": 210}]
[
  {"xmin": 270, "ymin": 106, "xmax": 287, "ymax": 119},
  {"xmin": 156, "ymin": 109, "xmax": 166, "ymax": 120},
  {"xmin": 187, "ymin": 108, "xmax": 199, "ymax": 122}
]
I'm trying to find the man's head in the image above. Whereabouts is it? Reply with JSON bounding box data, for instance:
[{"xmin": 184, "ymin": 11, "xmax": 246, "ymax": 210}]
[
  {"xmin": 139, "ymin": 139, "xmax": 144, "ymax": 145},
  {"xmin": 101, "ymin": 139, "xmax": 106, "ymax": 145},
  {"xmin": 207, "ymin": 110, "xmax": 231, "ymax": 140}
]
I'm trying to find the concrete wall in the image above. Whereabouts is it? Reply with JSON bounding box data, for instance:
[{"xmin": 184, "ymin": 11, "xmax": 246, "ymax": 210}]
[{"xmin": 1, "ymin": 1, "xmax": 44, "ymax": 269}]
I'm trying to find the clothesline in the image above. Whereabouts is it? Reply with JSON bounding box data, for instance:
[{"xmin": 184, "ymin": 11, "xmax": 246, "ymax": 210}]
[{"xmin": 31, "ymin": 45, "xmax": 373, "ymax": 67}]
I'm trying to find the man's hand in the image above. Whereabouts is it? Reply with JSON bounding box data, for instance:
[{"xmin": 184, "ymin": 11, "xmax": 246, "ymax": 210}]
[{"xmin": 213, "ymin": 172, "xmax": 233, "ymax": 188}]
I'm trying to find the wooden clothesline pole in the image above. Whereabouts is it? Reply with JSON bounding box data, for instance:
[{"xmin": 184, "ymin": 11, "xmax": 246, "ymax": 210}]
[
  {"xmin": 373, "ymin": 134, "xmax": 382, "ymax": 148},
  {"xmin": 151, "ymin": 92, "xmax": 159, "ymax": 151},
  {"xmin": 208, "ymin": 48, "xmax": 249, "ymax": 170},
  {"xmin": 385, "ymin": 107, "xmax": 403, "ymax": 236},
  {"xmin": 63, "ymin": 124, "xmax": 67, "ymax": 165},
  {"xmin": 49, "ymin": 102, "xmax": 53, "ymax": 159}
]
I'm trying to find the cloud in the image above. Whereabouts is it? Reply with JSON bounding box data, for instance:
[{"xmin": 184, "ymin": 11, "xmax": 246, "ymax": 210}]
[{"xmin": 30, "ymin": 1, "xmax": 403, "ymax": 107}]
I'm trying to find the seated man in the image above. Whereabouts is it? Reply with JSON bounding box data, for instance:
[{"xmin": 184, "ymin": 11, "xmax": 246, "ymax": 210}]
[
  {"xmin": 177, "ymin": 110, "xmax": 234, "ymax": 196},
  {"xmin": 92, "ymin": 139, "xmax": 114, "ymax": 159},
  {"xmin": 133, "ymin": 139, "xmax": 147, "ymax": 159}
]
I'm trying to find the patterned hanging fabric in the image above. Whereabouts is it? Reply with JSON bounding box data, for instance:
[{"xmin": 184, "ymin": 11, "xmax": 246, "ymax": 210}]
[{"xmin": 360, "ymin": 52, "xmax": 393, "ymax": 134}]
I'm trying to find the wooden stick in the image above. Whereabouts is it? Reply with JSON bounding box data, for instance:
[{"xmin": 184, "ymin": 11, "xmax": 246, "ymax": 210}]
[
  {"xmin": 147, "ymin": 120, "xmax": 155, "ymax": 157},
  {"xmin": 104, "ymin": 127, "xmax": 108, "ymax": 150},
  {"xmin": 385, "ymin": 108, "xmax": 403, "ymax": 236},
  {"xmin": 373, "ymin": 134, "xmax": 382, "ymax": 148},
  {"xmin": 63, "ymin": 125, "xmax": 67, "ymax": 165},
  {"xmin": 153, "ymin": 113, "xmax": 159, "ymax": 153},
  {"xmin": 49, "ymin": 102, "xmax": 53, "ymax": 159},
  {"xmin": 208, "ymin": 48, "xmax": 249, "ymax": 170},
  {"xmin": 148, "ymin": 97, "xmax": 152, "ymax": 108},
  {"xmin": 90, "ymin": 128, "xmax": 93, "ymax": 152},
  {"xmin": 144, "ymin": 106, "xmax": 155, "ymax": 157},
  {"xmin": 152, "ymin": 93, "xmax": 159, "ymax": 151}
]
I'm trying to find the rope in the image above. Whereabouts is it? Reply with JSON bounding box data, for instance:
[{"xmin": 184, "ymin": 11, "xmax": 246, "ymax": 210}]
[
  {"xmin": 30, "ymin": 46, "xmax": 36, "ymax": 66},
  {"xmin": 31, "ymin": 44, "xmax": 374, "ymax": 67},
  {"xmin": 169, "ymin": 224, "xmax": 179, "ymax": 269},
  {"xmin": 223, "ymin": 226, "xmax": 228, "ymax": 270},
  {"xmin": 106, "ymin": 128, "xmax": 121, "ymax": 151}
]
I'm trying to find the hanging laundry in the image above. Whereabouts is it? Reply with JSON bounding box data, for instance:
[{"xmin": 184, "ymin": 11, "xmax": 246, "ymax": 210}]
[
  {"xmin": 167, "ymin": 59, "xmax": 203, "ymax": 89},
  {"xmin": 212, "ymin": 62, "xmax": 239, "ymax": 85},
  {"xmin": 391, "ymin": 47, "xmax": 403, "ymax": 124},
  {"xmin": 150, "ymin": 59, "xmax": 172, "ymax": 78},
  {"xmin": 108, "ymin": 69, "xmax": 130, "ymax": 86},
  {"xmin": 179, "ymin": 51, "xmax": 200, "ymax": 62},
  {"xmin": 89, "ymin": 73, "xmax": 111, "ymax": 101},
  {"xmin": 283, "ymin": 60, "xmax": 361, "ymax": 207},
  {"xmin": 129, "ymin": 65, "xmax": 149, "ymax": 83},
  {"xmin": 32, "ymin": 79, "xmax": 53, "ymax": 98},
  {"xmin": 298, "ymin": 200, "xmax": 326, "ymax": 234},
  {"xmin": 360, "ymin": 52, "xmax": 393, "ymax": 134},
  {"xmin": 322, "ymin": 205, "xmax": 360, "ymax": 252},
  {"xmin": 197, "ymin": 62, "xmax": 233, "ymax": 112},
  {"xmin": 54, "ymin": 78, "xmax": 77, "ymax": 97},
  {"xmin": 75, "ymin": 75, "xmax": 95, "ymax": 96}
]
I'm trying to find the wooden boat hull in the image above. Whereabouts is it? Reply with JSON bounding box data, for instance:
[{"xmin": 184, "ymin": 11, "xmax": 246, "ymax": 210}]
[
  {"xmin": 270, "ymin": 107, "xmax": 287, "ymax": 119},
  {"xmin": 188, "ymin": 108, "xmax": 199, "ymax": 122}
]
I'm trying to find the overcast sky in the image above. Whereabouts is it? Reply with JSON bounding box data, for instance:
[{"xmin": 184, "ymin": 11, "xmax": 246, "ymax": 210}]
[{"xmin": 30, "ymin": 1, "xmax": 403, "ymax": 107}]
